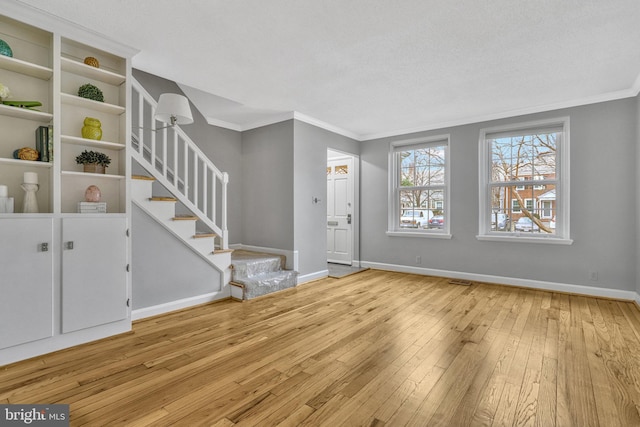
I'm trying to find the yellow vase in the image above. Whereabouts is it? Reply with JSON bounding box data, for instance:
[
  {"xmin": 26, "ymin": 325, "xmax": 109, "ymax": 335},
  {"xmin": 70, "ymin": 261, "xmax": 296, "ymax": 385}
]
[{"xmin": 82, "ymin": 117, "xmax": 102, "ymax": 140}]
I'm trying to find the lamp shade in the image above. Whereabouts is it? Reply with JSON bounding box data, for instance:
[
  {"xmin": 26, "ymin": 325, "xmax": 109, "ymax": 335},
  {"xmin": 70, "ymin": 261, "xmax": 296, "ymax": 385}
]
[{"xmin": 154, "ymin": 93, "xmax": 193, "ymax": 126}]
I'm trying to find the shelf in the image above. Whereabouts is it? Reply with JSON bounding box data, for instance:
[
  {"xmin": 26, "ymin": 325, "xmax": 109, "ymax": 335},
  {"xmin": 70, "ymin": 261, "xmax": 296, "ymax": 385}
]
[
  {"xmin": 61, "ymin": 57, "xmax": 125, "ymax": 86},
  {"xmin": 0, "ymin": 158, "xmax": 53, "ymax": 168},
  {"xmin": 61, "ymin": 135, "xmax": 126, "ymax": 151},
  {"xmin": 60, "ymin": 93, "xmax": 125, "ymax": 115},
  {"xmin": 0, "ymin": 54, "xmax": 53, "ymax": 80},
  {"xmin": 61, "ymin": 170, "xmax": 125, "ymax": 180},
  {"xmin": 0, "ymin": 103, "xmax": 52, "ymax": 122}
]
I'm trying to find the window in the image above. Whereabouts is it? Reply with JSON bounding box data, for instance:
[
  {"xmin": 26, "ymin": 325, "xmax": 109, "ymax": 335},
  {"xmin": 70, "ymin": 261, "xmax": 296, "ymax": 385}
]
[
  {"xmin": 387, "ymin": 135, "xmax": 450, "ymax": 238},
  {"xmin": 478, "ymin": 117, "xmax": 571, "ymax": 244}
]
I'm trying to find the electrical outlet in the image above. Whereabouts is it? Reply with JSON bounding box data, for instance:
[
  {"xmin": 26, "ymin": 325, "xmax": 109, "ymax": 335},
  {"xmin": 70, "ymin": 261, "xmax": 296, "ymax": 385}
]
[
  {"xmin": 416, "ymin": 256, "xmax": 422, "ymax": 264},
  {"xmin": 590, "ymin": 271, "xmax": 598, "ymax": 281}
]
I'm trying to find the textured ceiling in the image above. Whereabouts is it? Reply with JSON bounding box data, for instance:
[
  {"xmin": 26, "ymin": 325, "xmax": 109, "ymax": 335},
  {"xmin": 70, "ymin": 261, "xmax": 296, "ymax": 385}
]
[{"xmin": 16, "ymin": 0, "xmax": 640, "ymax": 140}]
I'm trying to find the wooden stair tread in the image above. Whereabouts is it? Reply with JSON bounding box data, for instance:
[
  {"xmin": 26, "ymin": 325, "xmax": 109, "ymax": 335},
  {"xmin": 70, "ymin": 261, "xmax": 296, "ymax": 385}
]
[
  {"xmin": 213, "ymin": 248, "xmax": 234, "ymax": 254},
  {"xmin": 132, "ymin": 175, "xmax": 155, "ymax": 181},
  {"xmin": 149, "ymin": 196, "xmax": 176, "ymax": 202},
  {"xmin": 194, "ymin": 233, "xmax": 217, "ymax": 239},
  {"xmin": 173, "ymin": 215, "xmax": 198, "ymax": 221}
]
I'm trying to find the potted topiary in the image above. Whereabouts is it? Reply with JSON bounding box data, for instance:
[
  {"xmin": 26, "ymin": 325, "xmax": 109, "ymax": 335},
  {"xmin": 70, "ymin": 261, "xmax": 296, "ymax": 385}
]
[
  {"xmin": 75, "ymin": 150, "xmax": 111, "ymax": 174},
  {"xmin": 77, "ymin": 83, "xmax": 104, "ymax": 102}
]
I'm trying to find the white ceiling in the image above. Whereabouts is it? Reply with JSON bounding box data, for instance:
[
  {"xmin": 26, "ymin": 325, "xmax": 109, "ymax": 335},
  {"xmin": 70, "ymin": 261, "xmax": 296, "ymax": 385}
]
[{"xmin": 17, "ymin": 0, "xmax": 640, "ymax": 140}]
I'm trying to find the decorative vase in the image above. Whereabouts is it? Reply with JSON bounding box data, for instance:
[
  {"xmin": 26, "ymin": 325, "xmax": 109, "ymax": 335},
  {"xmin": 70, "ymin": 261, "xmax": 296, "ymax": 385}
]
[
  {"xmin": 84, "ymin": 56, "xmax": 100, "ymax": 68},
  {"xmin": 81, "ymin": 117, "xmax": 102, "ymax": 140},
  {"xmin": 83, "ymin": 164, "xmax": 105, "ymax": 174},
  {"xmin": 84, "ymin": 185, "xmax": 102, "ymax": 202},
  {"xmin": 21, "ymin": 183, "xmax": 39, "ymax": 213},
  {"xmin": 0, "ymin": 39, "xmax": 12, "ymax": 57}
]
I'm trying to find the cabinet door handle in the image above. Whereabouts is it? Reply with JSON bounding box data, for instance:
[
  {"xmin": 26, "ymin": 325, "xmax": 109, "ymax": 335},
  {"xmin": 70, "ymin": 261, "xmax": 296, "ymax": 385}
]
[
  {"xmin": 40, "ymin": 242, "xmax": 48, "ymax": 252},
  {"xmin": 65, "ymin": 241, "xmax": 74, "ymax": 250}
]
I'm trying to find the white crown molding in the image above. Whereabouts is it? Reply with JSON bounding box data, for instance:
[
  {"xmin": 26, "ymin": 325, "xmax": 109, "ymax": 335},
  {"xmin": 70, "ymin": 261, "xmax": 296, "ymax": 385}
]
[
  {"xmin": 9, "ymin": 1, "xmax": 139, "ymax": 58},
  {"xmin": 205, "ymin": 111, "xmax": 360, "ymax": 140},
  {"xmin": 212, "ymin": 83, "xmax": 640, "ymax": 140},
  {"xmin": 292, "ymin": 112, "xmax": 361, "ymax": 141},
  {"xmin": 205, "ymin": 117, "xmax": 243, "ymax": 132},
  {"xmin": 240, "ymin": 112, "xmax": 296, "ymax": 132},
  {"xmin": 359, "ymin": 87, "xmax": 639, "ymax": 141},
  {"xmin": 361, "ymin": 261, "xmax": 638, "ymax": 302}
]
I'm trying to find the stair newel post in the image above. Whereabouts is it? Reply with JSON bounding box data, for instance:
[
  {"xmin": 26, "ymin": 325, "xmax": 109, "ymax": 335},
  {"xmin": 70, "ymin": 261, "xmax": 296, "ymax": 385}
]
[
  {"xmin": 211, "ymin": 170, "xmax": 217, "ymax": 225},
  {"xmin": 221, "ymin": 172, "xmax": 229, "ymax": 249}
]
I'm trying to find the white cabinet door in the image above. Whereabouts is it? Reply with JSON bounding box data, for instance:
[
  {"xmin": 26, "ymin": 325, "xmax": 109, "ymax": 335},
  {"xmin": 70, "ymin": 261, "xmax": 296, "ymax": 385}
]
[
  {"xmin": 0, "ymin": 218, "xmax": 53, "ymax": 349},
  {"xmin": 62, "ymin": 217, "xmax": 127, "ymax": 333}
]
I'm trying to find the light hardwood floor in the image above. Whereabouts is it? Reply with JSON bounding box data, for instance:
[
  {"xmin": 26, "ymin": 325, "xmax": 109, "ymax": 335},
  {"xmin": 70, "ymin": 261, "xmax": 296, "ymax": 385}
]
[{"xmin": 3, "ymin": 270, "xmax": 640, "ymax": 426}]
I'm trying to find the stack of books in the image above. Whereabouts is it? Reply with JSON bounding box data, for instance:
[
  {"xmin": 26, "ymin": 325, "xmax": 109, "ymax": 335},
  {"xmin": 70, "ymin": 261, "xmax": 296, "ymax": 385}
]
[
  {"xmin": 35, "ymin": 125, "xmax": 53, "ymax": 162},
  {"xmin": 77, "ymin": 202, "xmax": 107, "ymax": 213}
]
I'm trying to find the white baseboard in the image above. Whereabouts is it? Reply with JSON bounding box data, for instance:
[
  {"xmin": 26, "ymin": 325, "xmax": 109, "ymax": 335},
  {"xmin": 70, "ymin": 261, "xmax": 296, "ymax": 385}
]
[
  {"xmin": 297, "ymin": 269, "xmax": 329, "ymax": 284},
  {"xmin": 132, "ymin": 290, "xmax": 230, "ymax": 321},
  {"xmin": 361, "ymin": 261, "xmax": 639, "ymax": 302},
  {"xmin": 230, "ymin": 243, "xmax": 299, "ymax": 271}
]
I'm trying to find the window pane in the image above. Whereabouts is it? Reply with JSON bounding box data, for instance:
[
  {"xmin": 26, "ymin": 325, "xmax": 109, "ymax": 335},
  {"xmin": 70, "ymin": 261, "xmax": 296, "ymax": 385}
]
[
  {"xmin": 490, "ymin": 184, "xmax": 556, "ymax": 234},
  {"xmin": 392, "ymin": 140, "xmax": 448, "ymax": 233},
  {"xmin": 399, "ymin": 145, "xmax": 446, "ymax": 188},
  {"xmin": 399, "ymin": 190, "xmax": 430, "ymax": 229},
  {"xmin": 490, "ymin": 131, "xmax": 558, "ymax": 184}
]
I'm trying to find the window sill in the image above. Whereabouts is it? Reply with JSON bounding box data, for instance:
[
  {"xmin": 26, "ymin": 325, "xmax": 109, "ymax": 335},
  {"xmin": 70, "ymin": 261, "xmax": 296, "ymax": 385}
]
[
  {"xmin": 387, "ymin": 230, "xmax": 452, "ymax": 239},
  {"xmin": 476, "ymin": 234, "xmax": 573, "ymax": 245}
]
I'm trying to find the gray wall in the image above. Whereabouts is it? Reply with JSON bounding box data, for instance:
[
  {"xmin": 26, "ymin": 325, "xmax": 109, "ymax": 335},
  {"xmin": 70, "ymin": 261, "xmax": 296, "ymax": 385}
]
[
  {"xmin": 132, "ymin": 205, "xmax": 221, "ymax": 309},
  {"xmin": 361, "ymin": 98, "xmax": 638, "ymax": 291},
  {"xmin": 241, "ymin": 120, "xmax": 295, "ymax": 251},
  {"xmin": 293, "ymin": 121, "xmax": 360, "ymax": 275},
  {"xmin": 132, "ymin": 69, "xmax": 243, "ymax": 244}
]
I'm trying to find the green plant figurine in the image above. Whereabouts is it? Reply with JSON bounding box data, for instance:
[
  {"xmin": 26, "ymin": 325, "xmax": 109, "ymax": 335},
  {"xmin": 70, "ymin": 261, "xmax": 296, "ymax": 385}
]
[
  {"xmin": 77, "ymin": 83, "xmax": 104, "ymax": 102},
  {"xmin": 75, "ymin": 150, "xmax": 111, "ymax": 166}
]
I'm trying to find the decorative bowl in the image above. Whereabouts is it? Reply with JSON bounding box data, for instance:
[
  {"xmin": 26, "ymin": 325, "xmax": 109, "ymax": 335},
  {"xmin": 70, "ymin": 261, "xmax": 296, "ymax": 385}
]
[
  {"xmin": 84, "ymin": 56, "xmax": 99, "ymax": 68},
  {"xmin": 0, "ymin": 39, "xmax": 12, "ymax": 57}
]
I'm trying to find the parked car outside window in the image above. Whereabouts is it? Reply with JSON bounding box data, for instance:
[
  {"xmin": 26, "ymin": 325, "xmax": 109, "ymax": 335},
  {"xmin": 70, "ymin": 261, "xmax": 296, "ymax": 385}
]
[
  {"xmin": 428, "ymin": 215, "xmax": 444, "ymax": 229},
  {"xmin": 491, "ymin": 213, "xmax": 510, "ymax": 231},
  {"xmin": 515, "ymin": 216, "xmax": 540, "ymax": 232},
  {"xmin": 400, "ymin": 209, "xmax": 433, "ymax": 229}
]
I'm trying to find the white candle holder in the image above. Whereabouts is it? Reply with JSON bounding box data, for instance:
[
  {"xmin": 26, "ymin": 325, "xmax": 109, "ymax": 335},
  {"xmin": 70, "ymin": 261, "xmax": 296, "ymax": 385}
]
[{"xmin": 21, "ymin": 182, "xmax": 39, "ymax": 213}]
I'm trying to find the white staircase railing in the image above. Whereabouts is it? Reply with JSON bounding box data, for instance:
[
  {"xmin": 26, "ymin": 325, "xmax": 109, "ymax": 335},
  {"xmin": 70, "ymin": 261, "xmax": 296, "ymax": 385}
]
[{"xmin": 131, "ymin": 78, "xmax": 228, "ymax": 250}]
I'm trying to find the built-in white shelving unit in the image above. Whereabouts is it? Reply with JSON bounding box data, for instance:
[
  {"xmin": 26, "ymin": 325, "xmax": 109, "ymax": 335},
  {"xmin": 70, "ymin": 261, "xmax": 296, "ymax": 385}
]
[{"xmin": 0, "ymin": 3, "xmax": 139, "ymax": 366}]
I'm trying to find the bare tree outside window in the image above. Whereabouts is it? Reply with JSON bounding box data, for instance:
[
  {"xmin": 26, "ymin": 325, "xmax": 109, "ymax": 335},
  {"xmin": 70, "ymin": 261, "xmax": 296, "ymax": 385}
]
[
  {"xmin": 399, "ymin": 146, "xmax": 445, "ymax": 212},
  {"xmin": 489, "ymin": 131, "xmax": 558, "ymax": 234}
]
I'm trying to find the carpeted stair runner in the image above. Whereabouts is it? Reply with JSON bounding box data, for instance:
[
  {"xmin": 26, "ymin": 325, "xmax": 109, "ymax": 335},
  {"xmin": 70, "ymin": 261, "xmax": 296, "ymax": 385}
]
[{"xmin": 230, "ymin": 250, "xmax": 298, "ymax": 300}]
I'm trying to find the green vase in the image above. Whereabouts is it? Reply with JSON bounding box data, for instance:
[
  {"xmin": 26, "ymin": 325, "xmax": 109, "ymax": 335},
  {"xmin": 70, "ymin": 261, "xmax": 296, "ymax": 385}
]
[{"xmin": 81, "ymin": 117, "xmax": 102, "ymax": 140}]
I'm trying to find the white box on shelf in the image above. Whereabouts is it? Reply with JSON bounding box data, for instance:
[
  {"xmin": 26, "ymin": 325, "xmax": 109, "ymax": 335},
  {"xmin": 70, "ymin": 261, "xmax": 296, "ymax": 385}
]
[{"xmin": 77, "ymin": 202, "xmax": 107, "ymax": 213}]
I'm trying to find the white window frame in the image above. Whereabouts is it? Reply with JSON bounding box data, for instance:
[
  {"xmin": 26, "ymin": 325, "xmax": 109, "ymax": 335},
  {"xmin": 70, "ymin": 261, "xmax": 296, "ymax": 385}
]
[
  {"xmin": 477, "ymin": 117, "xmax": 572, "ymax": 245},
  {"xmin": 387, "ymin": 135, "xmax": 451, "ymax": 239}
]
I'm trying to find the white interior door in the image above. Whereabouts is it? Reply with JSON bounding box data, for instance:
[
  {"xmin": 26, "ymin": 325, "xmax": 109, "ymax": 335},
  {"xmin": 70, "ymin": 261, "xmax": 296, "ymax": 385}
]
[{"xmin": 327, "ymin": 156, "xmax": 353, "ymax": 265}]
